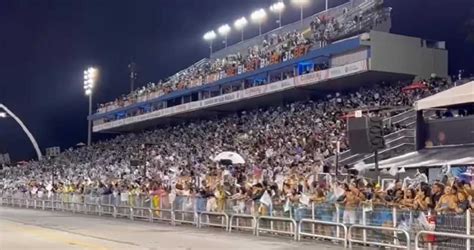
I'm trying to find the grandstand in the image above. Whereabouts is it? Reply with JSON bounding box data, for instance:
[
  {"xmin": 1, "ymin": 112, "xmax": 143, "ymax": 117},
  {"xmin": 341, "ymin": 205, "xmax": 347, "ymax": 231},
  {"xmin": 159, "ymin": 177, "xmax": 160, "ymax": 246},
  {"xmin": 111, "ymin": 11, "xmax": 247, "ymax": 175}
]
[{"xmin": 2, "ymin": 0, "xmax": 473, "ymax": 250}]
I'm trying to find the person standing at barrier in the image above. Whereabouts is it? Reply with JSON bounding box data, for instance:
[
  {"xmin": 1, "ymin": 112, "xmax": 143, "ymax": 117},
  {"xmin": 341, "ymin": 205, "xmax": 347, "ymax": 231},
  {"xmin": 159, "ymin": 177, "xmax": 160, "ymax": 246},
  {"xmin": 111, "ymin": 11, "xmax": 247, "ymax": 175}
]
[
  {"xmin": 341, "ymin": 183, "xmax": 365, "ymax": 225},
  {"xmin": 215, "ymin": 184, "xmax": 226, "ymax": 213},
  {"xmin": 435, "ymin": 186, "xmax": 459, "ymax": 213},
  {"xmin": 430, "ymin": 183, "xmax": 444, "ymax": 210},
  {"xmin": 413, "ymin": 186, "xmax": 432, "ymax": 211}
]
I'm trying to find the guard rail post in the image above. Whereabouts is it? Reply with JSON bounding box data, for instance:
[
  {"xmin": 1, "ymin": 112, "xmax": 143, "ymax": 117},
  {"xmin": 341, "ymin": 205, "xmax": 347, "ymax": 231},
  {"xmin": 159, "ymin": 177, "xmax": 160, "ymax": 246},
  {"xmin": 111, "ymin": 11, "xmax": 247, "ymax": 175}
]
[
  {"xmin": 335, "ymin": 204, "xmax": 341, "ymax": 238},
  {"xmin": 362, "ymin": 207, "xmax": 367, "ymax": 244},
  {"xmin": 393, "ymin": 206, "xmax": 398, "ymax": 246},
  {"xmin": 467, "ymin": 210, "xmax": 471, "ymax": 250}
]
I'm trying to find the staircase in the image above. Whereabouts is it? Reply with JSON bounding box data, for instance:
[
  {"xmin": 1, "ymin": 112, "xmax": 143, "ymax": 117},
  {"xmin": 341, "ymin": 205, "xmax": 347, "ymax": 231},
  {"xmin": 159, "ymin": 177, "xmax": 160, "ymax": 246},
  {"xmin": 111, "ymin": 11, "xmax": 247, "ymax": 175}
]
[{"xmin": 327, "ymin": 109, "xmax": 417, "ymax": 166}]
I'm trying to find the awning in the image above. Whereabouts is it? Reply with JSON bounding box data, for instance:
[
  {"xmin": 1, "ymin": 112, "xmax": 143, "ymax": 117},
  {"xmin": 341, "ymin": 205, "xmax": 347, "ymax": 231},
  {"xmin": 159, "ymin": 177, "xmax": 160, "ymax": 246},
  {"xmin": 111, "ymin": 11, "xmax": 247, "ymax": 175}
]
[
  {"xmin": 360, "ymin": 145, "xmax": 474, "ymax": 170},
  {"xmin": 414, "ymin": 81, "xmax": 474, "ymax": 110}
]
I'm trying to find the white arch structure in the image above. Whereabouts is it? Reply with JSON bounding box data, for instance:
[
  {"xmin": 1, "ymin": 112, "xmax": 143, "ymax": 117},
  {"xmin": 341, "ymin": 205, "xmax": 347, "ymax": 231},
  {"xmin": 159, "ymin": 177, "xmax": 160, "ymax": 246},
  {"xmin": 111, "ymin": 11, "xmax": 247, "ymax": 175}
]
[{"xmin": 0, "ymin": 103, "xmax": 43, "ymax": 161}]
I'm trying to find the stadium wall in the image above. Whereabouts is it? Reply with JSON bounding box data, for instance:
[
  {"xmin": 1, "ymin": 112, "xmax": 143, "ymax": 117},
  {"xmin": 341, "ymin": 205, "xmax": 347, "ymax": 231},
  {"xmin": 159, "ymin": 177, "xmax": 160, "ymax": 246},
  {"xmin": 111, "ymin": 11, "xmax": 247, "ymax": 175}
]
[{"xmin": 364, "ymin": 31, "xmax": 448, "ymax": 79}]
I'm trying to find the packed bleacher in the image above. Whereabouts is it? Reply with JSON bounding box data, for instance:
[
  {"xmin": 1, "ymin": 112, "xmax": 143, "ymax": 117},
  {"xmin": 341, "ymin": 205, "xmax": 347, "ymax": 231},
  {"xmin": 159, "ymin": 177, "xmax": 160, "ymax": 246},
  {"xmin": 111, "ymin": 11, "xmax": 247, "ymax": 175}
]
[
  {"xmin": 1, "ymin": 78, "xmax": 458, "ymax": 203},
  {"xmin": 96, "ymin": 0, "xmax": 390, "ymax": 115},
  {"xmin": 3, "ymin": 76, "xmax": 473, "ymax": 248}
]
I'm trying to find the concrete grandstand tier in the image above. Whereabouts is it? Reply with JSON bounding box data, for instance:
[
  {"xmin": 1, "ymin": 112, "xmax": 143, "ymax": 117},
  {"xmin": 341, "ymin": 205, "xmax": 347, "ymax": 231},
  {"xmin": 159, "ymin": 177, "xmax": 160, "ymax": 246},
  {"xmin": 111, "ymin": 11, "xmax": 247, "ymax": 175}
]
[{"xmin": 91, "ymin": 30, "xmax": 447, "ymax": 133}]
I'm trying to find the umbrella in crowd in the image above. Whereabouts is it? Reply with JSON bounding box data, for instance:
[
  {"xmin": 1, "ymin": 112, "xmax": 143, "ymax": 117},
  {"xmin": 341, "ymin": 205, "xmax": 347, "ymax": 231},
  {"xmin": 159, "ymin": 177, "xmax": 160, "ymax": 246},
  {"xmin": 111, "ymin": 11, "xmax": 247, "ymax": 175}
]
[{"xmin": 213, "ymin": 151, "xmax": 245, "ymax": 164}]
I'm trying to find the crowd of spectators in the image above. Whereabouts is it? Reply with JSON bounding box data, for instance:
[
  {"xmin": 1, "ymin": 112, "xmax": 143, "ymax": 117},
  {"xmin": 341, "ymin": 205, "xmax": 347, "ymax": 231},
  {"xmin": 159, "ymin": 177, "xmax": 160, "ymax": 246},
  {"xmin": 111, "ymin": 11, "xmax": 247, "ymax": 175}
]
[
  {"xmin": 96, "ymin": 2, "xmax": 389, "ymax": 114},
  {"xmin": 2, "ymin": 78, "xmax": 452, "ymax": 206}
]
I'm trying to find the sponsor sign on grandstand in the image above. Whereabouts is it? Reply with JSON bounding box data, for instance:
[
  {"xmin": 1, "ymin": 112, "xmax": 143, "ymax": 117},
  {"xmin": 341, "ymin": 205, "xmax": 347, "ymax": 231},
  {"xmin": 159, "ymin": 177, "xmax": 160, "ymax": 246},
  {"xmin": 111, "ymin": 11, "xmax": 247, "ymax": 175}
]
[
  {"xmin": 243, "ymin": 85, "xmax": 267, "ymax": 98},
  {"xmin": 295, "ymin": 70, "xmax": 327, "ymax": 86},
  {"xmin": 93, "ymin": 60, "xmax": 369, "ymax": 132},
  {"xmin": 328, "ymin": 60, "xmax": 367, "ymax": 79},
  {"xmin": 266, "ymin": 79, "xmax": 295, "ymax": 93},
  {"xmin": 202, "ymin": 92, "xmax": 240, "ymax": 108},
  {"xmin": 187, "ymin": 101, "xmax": 202, "ymax": 110}
]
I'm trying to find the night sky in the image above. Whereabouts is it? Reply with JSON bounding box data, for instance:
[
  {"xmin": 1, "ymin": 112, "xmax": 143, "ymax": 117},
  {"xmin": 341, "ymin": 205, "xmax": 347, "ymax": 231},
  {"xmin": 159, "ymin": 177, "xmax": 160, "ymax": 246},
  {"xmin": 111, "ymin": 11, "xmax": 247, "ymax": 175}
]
[{"xmin": 0, "ymin": 0, "xmax": 473, "ymax": 161}]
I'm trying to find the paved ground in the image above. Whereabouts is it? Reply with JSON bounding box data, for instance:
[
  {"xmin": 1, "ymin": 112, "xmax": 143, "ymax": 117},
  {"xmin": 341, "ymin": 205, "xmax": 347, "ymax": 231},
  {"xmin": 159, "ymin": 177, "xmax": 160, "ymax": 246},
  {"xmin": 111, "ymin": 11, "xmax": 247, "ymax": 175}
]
[{"xmin": 0, "ymin": 207, "xmax": 364, "ymax": 250}]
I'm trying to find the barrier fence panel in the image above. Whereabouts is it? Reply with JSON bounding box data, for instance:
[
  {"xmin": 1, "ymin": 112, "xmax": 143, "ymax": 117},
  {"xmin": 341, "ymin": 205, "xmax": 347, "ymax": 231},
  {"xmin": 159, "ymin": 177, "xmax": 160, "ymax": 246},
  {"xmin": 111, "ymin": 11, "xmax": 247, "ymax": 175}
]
[
  {"xmin": 256, "ymin": 216, "xmax": 298, "ymax": 240},
  {"xmin": 148, "ymin": 194, "xmax": 174, "ymax": 223},
  {"xmin": 115, "ymin": 206, "xmax": 134, "ymax": 220},
  {"xmin": 348, "ymin": 224, "xmax": 410, "ymax": 249},
  {"xmin": 415, "ymin": 230, "xmax": 474, "ymax": 250},
  {"xmin": 84, "ymin": 203, "xmax": 101, "ymax": 215},
  {"xmin": 100, "ymin": 204, "xmax": 116, "ymax": 217},
  {"xmin": 229, "ymin": 214, "xmax": 257, "ymax": 234},
  {"xmin": 428, "ymin": 211, "xmax": 472, "ymax": 250},
  {"xmin": 298, "ymin": 219, "xmax": 348, "ymax": 247},
  {"xmin": 198, "ymin": 212, "xmax": 229, "ymax": 231},
  {"xmin": 172, "ymin": 195, "xmax": 198, "ymax": 226},
  {"xmin": 132, "ymin": 207, "xmax": 153, "ymax": 222},
  {"xmin": 2, "ymin": 192, "xmax": 473, "ymax": 250}
]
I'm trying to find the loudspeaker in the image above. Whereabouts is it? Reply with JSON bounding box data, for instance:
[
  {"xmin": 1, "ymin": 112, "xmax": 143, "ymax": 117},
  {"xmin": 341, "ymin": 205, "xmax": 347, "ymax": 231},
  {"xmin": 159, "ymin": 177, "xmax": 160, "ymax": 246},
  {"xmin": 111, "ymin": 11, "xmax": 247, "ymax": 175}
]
[
  {"xmin": 323, "ymin": 165, "xmax": 330, "ymax": 173},
  {"xmin": 347, "ymin": 116, "xmax": 385, "ymax": 154}
]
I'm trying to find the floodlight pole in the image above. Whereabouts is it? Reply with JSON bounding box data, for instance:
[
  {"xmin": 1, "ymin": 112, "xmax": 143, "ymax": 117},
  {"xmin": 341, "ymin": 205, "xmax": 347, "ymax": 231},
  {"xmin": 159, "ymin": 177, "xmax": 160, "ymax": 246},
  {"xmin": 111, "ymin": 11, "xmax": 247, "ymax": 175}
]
[
  {"xmin": 300, "ymin": 6, "xmax": 304, "ymax": 26},
  {"xmin": 209, "ymin": 40, "xmax": 213, "ymax": 57},
  {"xmin": 278, "ymin": 12, "xmax": 282, "ymax": 28},
  {"xmin": 87, "ymin": 93, "xmax": 92, "ymax": 146},
  {"xmin": 0, "ymin": 103, "xmax": 43, "ymax": 161}
]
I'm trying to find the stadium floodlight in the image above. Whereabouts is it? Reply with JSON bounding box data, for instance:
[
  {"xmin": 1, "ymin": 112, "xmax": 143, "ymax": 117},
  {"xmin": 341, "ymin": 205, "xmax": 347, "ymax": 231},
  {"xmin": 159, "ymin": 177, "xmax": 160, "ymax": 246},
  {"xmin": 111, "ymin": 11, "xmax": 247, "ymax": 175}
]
[
  {"xmin": 270, "ymin": 2, "xmax": 285, "ymax": 28},
  {"xmin": 83, "ymin": 66, "xmax": 98, "ymax": 146},
  {"xmin": 218, "ymin": 24, "xmax": 231, "ymax": 48},
  {"xmin": 234, "ymin": 17, "xmax": 248, "ymax": 41},
  {"xmin": 0, "ymin": 112, "xmax": 7, "ymax": 118},
  {"xmin": 291, "ymin": 0, "xmax": 310, "ymax": 25},
  {"xmin": 203, "ymin": 30, "xmax": 217, "ymax": 41},
  {"xmin": 251, "ymin": 8, "xmax": 267, "ymax": 35},
  {"xmin": 203, "ymin": 30, "xmax": 217, "ymax": 57}
]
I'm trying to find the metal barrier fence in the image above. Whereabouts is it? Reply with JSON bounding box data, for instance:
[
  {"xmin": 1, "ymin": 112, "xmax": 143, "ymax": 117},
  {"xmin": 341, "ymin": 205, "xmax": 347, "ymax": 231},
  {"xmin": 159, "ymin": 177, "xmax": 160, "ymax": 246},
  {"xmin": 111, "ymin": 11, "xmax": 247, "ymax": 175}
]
[
  {"xmin": 349, "ymin": 224, "xmax": 411, "ymax": 249},
  {"xmin": 256, "ymin": 216, "xmax": 298, "ymax": 240},
  {"xmin": 298, "ymin": 219, "xmax": 348, "ymax": 247},
  {"xmin": 415, "ymin": 230, "xmax": 474, "ymax": 250},
  {"xmin": 1, "ymin": 192, "xmax": 473, "ymax": 249}
]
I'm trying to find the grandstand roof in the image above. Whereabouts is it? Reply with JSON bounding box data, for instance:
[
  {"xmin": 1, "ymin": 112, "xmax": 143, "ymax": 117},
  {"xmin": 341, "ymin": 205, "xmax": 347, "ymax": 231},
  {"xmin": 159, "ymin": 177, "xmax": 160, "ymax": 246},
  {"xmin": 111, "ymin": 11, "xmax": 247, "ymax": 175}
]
[
  {"xmin": 362, "ymin": 145, "xmax": 474, "ymax": 169},
  {"xmin": 414, "ymin": 81, "xmax": 474, "ymax": 110}
]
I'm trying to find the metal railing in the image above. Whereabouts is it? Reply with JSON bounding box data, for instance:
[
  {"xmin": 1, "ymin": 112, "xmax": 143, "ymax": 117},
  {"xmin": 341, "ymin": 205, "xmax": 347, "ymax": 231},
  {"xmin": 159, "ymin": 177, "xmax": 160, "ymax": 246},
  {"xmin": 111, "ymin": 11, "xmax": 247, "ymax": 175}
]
[
  {"xmin": 415, "ymin": 230, "xmax": 474, "ymax": 250},
  {"xmin": 198, "ymin": 212, "xmax": 229, "ymax": 231},
  {"xmin": 256, "ymin": 216, "xmax": 298, "ymax": 240},
  {"xmin": 1, "ymin": 192, "xmax": 472, "ymax": 249},
  {"xmin": 349, "ymin": 224, "xmax": 411, "ymax": 249},
  {"xmin": 298, "ymin": 219, "xmax": 348, "ymax": 247},
  {"xmin": 229, "ymin": 214, "xmax": 257, "ymax": 234}
]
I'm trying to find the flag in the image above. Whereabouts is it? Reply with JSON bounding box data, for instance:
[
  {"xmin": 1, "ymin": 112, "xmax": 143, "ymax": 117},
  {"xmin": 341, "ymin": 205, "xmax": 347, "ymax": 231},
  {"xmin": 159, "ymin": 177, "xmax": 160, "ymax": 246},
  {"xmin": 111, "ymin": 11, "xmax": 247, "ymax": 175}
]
[
  {"xmin": 283, "ymin": 198, "xmax": 291, "ymax": 212},
  {"xmin": 300, "ymin": 194, "xmax": 310, "ymax": 206},
  {"xmin": 389, "ymin": 165, "xmax": 398, "ymax": 176},
  {"xmin": 260, "ymin": 191, "xmax": 272, "ymax": 207}
]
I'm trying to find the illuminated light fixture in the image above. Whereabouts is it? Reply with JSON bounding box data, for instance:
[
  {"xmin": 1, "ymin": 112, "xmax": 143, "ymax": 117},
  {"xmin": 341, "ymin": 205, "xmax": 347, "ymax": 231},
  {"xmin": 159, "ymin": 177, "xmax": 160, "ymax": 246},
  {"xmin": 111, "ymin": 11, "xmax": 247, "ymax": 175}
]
[
  {"xmin": 251, "ymin": 8, "xmax": 267, "ymax": 35},
  {"xmin": 218, "ymin": 24, "xmax": 231, "ymax": 48},
  {"xmin": 291, "ymin": 0, "xmax": 310, "ymax": 25},
  {"xmin": 270, "ymin": 2, "xmax": 285, "ymax": 28},
  {"xmin": 203, "ymin": 30, "xmax": 217, "ymax": 41},
  {"xmin": 203, "ymin": 30, "xmax": 217, "ymax": 56},
  {"xmin": 234, "ymin": 17, "xmax": 248, "ymax": 41}
]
